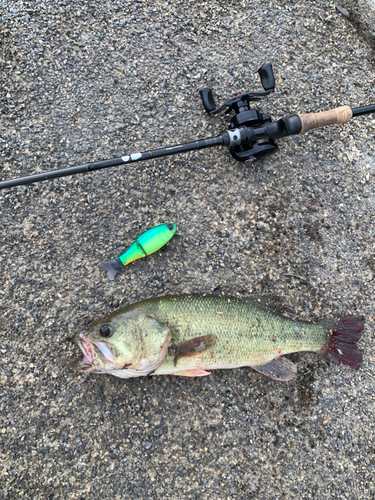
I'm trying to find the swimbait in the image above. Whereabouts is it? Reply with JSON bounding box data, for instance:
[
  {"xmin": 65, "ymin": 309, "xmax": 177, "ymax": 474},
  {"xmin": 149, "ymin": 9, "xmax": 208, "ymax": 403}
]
[
  {"xmin": 99, "ymin": 223, "xmax": 177, "ymax": 280},
  {"xmin": 73, "ymin": 294, "xmax": 364, "ymax": 381}
]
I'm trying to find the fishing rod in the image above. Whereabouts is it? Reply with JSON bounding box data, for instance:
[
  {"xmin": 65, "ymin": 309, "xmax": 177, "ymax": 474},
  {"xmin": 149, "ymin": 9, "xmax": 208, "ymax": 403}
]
[{"xmin": 1, "ymin": 63, "xmax": 374, "ymax": 190}]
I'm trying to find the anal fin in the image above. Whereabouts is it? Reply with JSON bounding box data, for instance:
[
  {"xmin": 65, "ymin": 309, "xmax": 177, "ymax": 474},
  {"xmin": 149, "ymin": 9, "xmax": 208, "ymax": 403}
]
[
  {"xmin": 252, "ymin": 356, "xmax": 297, "ymax": 381},
  {"xmin": 173, "ymin": 368, "xmax": 211, "ymax": 377}
]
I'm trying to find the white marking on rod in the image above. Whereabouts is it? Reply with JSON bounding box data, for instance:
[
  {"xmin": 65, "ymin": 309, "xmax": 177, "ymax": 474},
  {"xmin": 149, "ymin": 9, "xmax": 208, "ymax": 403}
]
[{"xmin": 122, "ymin": 153, "xmax": 142, "ymax": 162}]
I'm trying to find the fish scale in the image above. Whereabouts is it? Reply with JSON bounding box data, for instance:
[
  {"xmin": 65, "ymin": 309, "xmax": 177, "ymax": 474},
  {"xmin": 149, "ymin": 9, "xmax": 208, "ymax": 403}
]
[
  {"xmin": 150, "ymin": 295, "xmax": 328, "ymax": 375},
  {"xmin": 73, "ymin": 294, "xmax": 364, "ymax": 381}
]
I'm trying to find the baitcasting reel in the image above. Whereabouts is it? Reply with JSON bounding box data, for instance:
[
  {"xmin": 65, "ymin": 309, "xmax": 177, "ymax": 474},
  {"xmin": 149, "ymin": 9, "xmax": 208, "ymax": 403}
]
[{"xmin": 200, "ymin": 63, "xmax": 279, "ymax": 161}]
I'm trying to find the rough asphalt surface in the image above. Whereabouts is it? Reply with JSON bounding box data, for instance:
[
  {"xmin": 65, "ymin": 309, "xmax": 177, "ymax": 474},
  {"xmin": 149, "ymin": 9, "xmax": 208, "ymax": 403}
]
[
  {"xmin": 339, "ymin": 0, "xmax": 375, "ymax": 47},
  {"xmin": 1, "ymin": 1, "xmax": 375, "ymax": 499}
]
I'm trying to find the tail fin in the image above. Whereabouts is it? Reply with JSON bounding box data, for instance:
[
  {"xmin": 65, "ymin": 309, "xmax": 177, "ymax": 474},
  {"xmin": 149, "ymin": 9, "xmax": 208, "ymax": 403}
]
[
  {"xmin": 99, "ymin": 258, "xmax": 123, "ymax": 280},
  {"xmin": 325, "ymin": 316, "xmax": 364, "ymax": 369}
]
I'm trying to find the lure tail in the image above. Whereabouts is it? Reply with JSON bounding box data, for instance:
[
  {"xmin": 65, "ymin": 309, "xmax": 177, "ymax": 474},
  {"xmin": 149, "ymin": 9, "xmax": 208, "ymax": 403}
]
[
  {"xmin": 324, "ymin": 316, "xmax": 364, "ymax": 369},
  {"xmin": 99, "ymin": 258, "xmax": 124, "ymax": 281}
]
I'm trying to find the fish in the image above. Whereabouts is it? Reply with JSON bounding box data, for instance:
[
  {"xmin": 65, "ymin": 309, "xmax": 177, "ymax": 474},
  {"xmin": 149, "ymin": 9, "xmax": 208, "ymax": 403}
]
[
  {"xmin": 72, "ymin": 294, "xmax": 364, "ymax": 381},
  {"xmin": 99, "ymin": 223, "xmax": 177, "ymax": 280}
]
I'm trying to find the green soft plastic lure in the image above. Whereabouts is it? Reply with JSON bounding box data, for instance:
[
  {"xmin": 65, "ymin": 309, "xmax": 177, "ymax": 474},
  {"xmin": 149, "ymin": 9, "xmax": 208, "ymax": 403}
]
[{"xmin": 99, "ymin": 223, "xmax": 177, "ymax": 280}]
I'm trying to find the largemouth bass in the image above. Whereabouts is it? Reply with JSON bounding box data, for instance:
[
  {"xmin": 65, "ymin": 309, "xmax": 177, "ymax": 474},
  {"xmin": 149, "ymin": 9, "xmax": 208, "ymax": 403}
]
[{"xmin": 73, "ymin": 295, "xmax": 364, "ymax": 381}]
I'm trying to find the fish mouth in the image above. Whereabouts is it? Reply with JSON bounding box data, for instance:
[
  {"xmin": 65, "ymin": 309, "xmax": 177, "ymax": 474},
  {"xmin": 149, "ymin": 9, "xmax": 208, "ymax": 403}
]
[
  {"xmin": 70, "ymin": 333, "xmax": 94, "ymax": 373},
  {"xmin": 72, "ymin": 333, "xmax": 115, "ymax": 373},
  {"xmin": 79, "ymin": 334, "xmax": 93, "ymax": 366}
]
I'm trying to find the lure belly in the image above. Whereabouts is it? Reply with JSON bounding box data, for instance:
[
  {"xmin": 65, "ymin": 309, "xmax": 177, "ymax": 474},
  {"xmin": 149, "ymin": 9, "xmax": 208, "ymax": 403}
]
[{"xmin": 99, "ymin": 223, "xmax": 177, "ymax": 280}]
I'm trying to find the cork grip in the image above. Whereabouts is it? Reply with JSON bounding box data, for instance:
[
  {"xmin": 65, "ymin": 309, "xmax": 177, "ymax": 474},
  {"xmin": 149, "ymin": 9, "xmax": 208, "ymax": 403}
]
[{"xmin": 298, "ymin": 105, "xmax": 353, "ymax": 134}]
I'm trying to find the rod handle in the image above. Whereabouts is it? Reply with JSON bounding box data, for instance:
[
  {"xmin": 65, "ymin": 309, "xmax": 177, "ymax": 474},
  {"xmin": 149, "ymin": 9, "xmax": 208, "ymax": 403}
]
[{"xmin": 298, "ymin": 105, "xmax": 353, "ymax": 134}]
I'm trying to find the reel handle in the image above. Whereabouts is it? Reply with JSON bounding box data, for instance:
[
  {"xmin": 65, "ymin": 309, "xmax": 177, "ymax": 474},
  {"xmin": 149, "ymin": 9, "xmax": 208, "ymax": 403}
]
[{"xmin": 199, "ymin": 63, "xmax": 275, "ymax": 117}]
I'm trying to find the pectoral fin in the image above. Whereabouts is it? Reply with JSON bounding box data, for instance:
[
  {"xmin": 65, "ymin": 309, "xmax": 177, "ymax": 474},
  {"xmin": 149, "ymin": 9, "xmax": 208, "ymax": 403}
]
[
  {"xmin": 252, "ymin": 356, "xmax": 297, "ymax": 381},
  {"xmin": 172, "ymin": 334, "xmax": 217, "ymax": 367}
]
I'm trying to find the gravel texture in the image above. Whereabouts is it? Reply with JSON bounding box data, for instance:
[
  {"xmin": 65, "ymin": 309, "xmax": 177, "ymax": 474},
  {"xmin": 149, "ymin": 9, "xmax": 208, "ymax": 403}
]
[
  {"xmin": 339, "ymin": 0, "xmax": 375, "ymax": 46},
  {"xmin": 1, "ymin": 1, "xmax": 375, "ymax": 499}
]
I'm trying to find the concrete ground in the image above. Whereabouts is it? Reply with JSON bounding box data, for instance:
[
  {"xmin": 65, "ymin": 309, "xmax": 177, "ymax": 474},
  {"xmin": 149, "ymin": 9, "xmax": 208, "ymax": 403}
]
[
  {"xmin": 1, "ymin": 1, "xmax": 374, "ymax": 499},
  {"xmin": 338, "ymin": 0, "xmax": 375, "ymax": 46}
]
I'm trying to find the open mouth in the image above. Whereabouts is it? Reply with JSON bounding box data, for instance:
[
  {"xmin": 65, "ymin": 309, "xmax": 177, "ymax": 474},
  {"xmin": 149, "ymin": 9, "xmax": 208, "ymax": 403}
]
[
  {"xmin": 78, "ymin": 334, "xmax": 93, "ymax": 365},
  {"xmin": 74, "ymin": 333, "xmax": 115, "ymax": 373},
  {"xmin": 71, "ymin": 333, "xmax": 94, "ymax": 372}
]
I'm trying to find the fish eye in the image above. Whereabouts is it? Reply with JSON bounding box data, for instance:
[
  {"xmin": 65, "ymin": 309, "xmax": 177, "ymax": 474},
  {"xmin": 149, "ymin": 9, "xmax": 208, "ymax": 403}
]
[
  {"xmin": 99, "ymin": 325, "xmax": 113, "ymax": 338},
  {"xmin": 168, "ymin": 224, "xmax": 173, "ymax": 230}
]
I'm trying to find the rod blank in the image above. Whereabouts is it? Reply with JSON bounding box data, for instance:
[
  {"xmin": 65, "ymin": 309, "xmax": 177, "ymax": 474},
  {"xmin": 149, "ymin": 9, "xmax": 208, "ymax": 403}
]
[
  {"xmin": 352, "ymin": 105, "xmax": 375, "ymax": 117},
  {"xmin": 0, "ymin": 135, "xmax": 224, "ymax": 190}
]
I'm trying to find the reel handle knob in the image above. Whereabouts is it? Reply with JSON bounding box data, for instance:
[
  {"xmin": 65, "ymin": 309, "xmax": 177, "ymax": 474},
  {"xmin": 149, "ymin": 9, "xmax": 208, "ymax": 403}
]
[
  {"xmin": 258, "ymin": 63, "xmax": 275, "ymax": 91},
  {"xmin": 199, "ymin": 88, "xmax": 216, "ymax": 114}
]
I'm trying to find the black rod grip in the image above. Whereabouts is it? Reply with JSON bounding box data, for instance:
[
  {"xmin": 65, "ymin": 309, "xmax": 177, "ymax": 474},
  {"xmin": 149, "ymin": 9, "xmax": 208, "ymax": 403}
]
[{"xmin": 255, "ymin": 115, "xmax": 302, "ymax": 140}]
